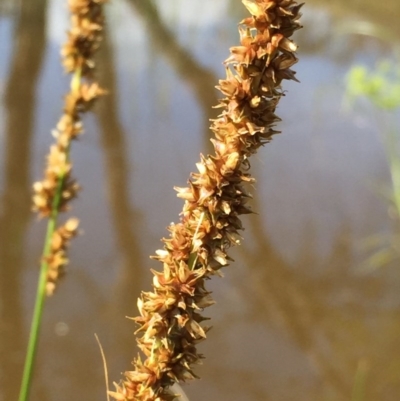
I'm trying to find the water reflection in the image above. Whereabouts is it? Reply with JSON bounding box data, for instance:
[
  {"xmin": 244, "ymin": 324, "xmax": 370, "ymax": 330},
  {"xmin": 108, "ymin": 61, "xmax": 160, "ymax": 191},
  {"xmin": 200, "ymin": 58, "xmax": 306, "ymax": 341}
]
[
  {"xmin": 96, "ymin": 26, "xmax": 145, "ymax": 372},
  {"xmin": 0, "ymin": 0, "xmax": 47, "ymax": 399},
  {"xmin": 126, "ymin": 0, "xmax": 218, "ymax": 152},
  {"xmin": 234, "ymin": 201, "xmax": 358, "ymax": 399},
  {"xmin": 1, "ymin": 0, "xmax": 400, "ymax": 400}
]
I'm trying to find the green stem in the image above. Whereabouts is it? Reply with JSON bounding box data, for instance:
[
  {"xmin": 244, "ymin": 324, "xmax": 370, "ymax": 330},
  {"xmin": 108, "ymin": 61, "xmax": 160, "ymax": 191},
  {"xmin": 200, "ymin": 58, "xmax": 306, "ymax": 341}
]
[
  {"xmin": 18, "ymin": 69, "xmax": 80, "ymax": 401},
  {"xmin": 382, "ymin": 127, "xmax": 400, "ymax": 218},
  {"xmin": 351, "ymin": 359, "xmax": 369, "ymax": 401},
  {"xmin": 18, "ymin": 171, "xmax": 66, "ymax": 401}
]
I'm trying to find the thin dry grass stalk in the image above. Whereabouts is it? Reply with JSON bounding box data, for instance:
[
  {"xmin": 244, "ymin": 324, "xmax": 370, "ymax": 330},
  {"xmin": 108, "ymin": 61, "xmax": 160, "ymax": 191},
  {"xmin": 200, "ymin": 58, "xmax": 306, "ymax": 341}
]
[
  {"xmin": 110, "ymin": 1, "xmax": 303, "ymax": 400},
  {"xmin": 32, "ymin": 0, "xmax": 106, "ymax": 295}
]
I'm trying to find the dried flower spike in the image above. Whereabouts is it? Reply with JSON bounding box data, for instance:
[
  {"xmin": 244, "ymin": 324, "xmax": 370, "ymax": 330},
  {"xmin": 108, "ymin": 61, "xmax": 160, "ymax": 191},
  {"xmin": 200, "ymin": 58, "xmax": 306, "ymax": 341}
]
[
  {"xmin": 19, "ymin": 3, "xmax": 107, "ymax": 401},
  {"xmin": 45, "ymin": 218, "xmax": 80, "ymax": 296},
  {"xmin": 111, "ymin": 1, "xmax": 303, "ymax": 400},
  {"xmin": 32, "ymin": 0, "xmax": 106, "ymax": 293}
]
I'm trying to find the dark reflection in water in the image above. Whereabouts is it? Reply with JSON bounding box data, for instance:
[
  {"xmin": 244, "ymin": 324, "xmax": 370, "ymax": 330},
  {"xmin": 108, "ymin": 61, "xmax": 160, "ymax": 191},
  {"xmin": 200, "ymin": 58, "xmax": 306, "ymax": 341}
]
[
  {"xmin": 96, "ymin": 26, "xmax": 145, "ymax": 372},
  {"xmin": 1, "ymin": 0, "xmax": 400, "ymax": 400},
  {"xmin": 127, "ymin": 0, "xmax": 218, "ymax": 152},
  {"xmin": 0, "ymin": 0, "xmax": 47, "ymax": 399},
  {"xmin": 235, "ymin": 200, "xmax": 361, "ymax": 398}
]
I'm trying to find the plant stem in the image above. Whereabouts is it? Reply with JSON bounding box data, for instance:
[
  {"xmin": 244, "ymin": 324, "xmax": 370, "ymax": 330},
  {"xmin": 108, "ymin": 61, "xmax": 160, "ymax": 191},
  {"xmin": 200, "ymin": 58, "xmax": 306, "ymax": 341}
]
[
  {"xmin": 18, "ymin": 0, "xmax": 105, "ymax": 394},
  {"xmin": 351, "ymin": 359, "xmax": 369, "ymax": 401},
  {"xmin": 18, "ymin": 66, "xmax": 78, "ymax": 400},
  {"xmin": 18, "ymin": 166, "xmax": 68, "ymax": 401},
  {"xmin": 387, "ymin": 130, "xmax": 400, "ymax": 217}
]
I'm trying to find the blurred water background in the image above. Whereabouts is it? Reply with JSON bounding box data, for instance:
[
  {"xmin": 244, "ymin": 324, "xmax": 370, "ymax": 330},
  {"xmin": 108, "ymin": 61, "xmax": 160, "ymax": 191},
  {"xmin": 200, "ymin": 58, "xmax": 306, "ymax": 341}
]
[{"xmin": 1, "ymin": 0, "xmax": 400, "ymax": 400}]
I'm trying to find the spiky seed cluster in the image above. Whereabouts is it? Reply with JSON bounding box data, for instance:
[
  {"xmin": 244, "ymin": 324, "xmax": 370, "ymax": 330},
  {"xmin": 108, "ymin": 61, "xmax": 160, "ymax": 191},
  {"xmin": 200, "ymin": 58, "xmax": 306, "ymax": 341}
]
[
  {"xmin": 62, "ymin": 0, "xmax": 106, "ymax": 75},
  {"xmin": 32, "ymin": 144, "xmax": 79, "ymax": 217},
  {"xmin": 45, "ymin": 218, "xmax": 80, "ymax": 296},
  {"xmin": 111, "ymin": 1, "xmax": 302, "ymax": 400},
  {"xmin": 32, "ymin": 0, "xmax": 106, "ymax": 293}
]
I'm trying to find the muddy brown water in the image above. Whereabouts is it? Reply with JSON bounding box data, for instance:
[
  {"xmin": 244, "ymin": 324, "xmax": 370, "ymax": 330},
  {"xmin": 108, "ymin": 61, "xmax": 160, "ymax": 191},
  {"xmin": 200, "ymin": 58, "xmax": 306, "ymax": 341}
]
[{"xmin": 1, "ymin": 0, "xmax": 400, "ymax": 400}]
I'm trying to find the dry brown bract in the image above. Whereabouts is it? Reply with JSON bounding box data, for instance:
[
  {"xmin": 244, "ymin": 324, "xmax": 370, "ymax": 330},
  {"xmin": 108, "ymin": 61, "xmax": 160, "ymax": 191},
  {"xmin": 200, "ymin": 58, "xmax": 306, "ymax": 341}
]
[
  {"xmin": 32, "ymin": 0, "xmax": 106, "ymax": 294},
  {"xmin": 110, "ymin": 1, "xmax": 303, "ymax": 400}
]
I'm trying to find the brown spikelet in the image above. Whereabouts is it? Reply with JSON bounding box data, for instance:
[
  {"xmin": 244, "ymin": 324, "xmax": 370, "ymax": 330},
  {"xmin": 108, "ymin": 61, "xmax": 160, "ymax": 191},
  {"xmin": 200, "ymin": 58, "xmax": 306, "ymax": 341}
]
[
  {"xmin": 111, "ymin": 1, "xmax": 303, "ymax": 400},
  {"xmin": 45, "ymin": 218, "xmax": 80, "ymax": 296}
]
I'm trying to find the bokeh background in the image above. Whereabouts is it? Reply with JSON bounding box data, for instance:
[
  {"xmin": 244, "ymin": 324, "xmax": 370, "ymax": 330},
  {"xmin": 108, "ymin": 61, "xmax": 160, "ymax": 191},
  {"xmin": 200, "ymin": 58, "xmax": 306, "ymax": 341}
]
[{"xmin": 1, "ymin": 0, "xmax": 400, "ymax": 400}]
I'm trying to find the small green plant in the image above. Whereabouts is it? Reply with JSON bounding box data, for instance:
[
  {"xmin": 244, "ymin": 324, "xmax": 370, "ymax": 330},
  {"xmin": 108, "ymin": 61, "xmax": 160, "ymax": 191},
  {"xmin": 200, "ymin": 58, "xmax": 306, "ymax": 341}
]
[
  {"xmin": 346, "ymin": 60, "xmax": 400, "ymax": 110},
  {"xmin": 345, "ymin": 57, "xmax": 400, "ymax": 268}
]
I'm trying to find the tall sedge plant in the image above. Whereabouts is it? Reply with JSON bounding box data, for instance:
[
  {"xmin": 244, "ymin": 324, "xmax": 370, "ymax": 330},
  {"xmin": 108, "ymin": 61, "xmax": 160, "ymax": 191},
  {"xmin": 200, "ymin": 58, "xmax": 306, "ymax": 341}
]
[
  {"xmin": 18, "ymin": 1, "xmax": 106, "ymax": 401},
  {"xmin": 110, "ymin": 1, "xmax": 303, "ymax": 400}
]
